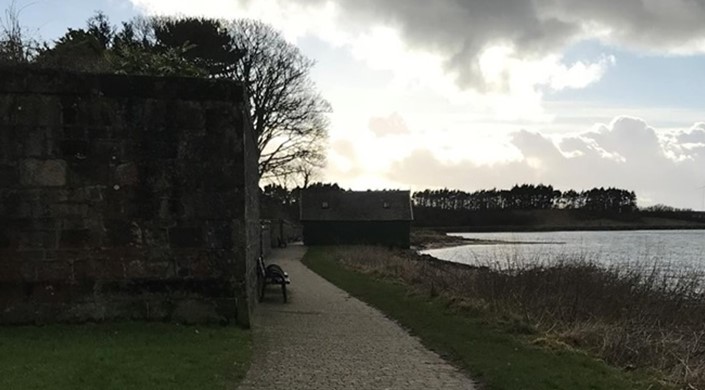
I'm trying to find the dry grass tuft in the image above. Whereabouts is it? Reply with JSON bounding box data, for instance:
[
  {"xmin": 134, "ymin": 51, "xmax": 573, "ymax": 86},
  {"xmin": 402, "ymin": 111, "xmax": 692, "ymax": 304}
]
[{"xmin": 331, "ymin": 245, "xmax": 705, "ymax": 388}]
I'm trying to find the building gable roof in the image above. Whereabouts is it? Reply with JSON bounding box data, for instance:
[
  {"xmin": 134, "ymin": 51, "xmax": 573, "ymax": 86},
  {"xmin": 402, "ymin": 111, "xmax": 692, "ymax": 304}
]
[{"xmin": 300, "ymin": 190, "xmax": 413, "ymax": 222}]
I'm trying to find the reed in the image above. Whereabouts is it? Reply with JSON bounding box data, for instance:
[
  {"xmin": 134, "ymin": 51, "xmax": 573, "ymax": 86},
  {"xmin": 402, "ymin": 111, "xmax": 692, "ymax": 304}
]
[{"xmin": 330, "ymin": 245, "xmax": 705, "ymax": 388}]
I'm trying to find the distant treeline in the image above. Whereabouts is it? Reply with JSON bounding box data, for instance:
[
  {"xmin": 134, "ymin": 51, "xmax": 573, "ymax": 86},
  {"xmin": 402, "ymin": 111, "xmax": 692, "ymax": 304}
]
[
  {"xmin": 260, "ymin": 182, "xmax": 344, "ymax": 220},
  {"xmin": 260, "ymin": 182, "xmax": 704, "ymax": 228},
  {"xmin": 413, "ymin": 185, "xmax": 637, "ymax": 214},
  {"xmin": 261, "ymin": 183, "xmax": 641, "ymax": 221}
]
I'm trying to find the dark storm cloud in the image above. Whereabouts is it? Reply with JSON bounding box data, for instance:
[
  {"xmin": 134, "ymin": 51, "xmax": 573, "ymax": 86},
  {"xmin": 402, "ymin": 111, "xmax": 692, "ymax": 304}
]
[
  {"xmin": 540, "ymin": 0, "xmax": 705, "ymax": 51},
  {"xmin": 271, "ymin": 0, "xmax": 705, "ymax": 90}
]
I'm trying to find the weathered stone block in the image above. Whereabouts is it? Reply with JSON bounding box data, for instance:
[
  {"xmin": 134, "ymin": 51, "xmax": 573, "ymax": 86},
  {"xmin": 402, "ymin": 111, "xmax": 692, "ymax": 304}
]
[
  {"xmin": 0, "ymin": 127, "xmax": 14, "ymax": 162},
  {"xmin": 105, "ymin": 219, "xmax": 133, "ymax": 246},
  {"xmin": 59, "ymin": 217, "xmax": 88, "ymax": 230},
  {"xmin": 59, "ymin": 229, "xmax": 91, "ymax": 249},
  {"xmin": 140, "ymin": 225, "xmax": 169, "ymax": 247},
  {"xmin": 117, "ymin": 140, "xmax": 138, "ymax": 162},
  {"xmin": 99, "ymin": 258, "xmax": 126, "ymax": 280},
  {"xmin": 17, "ymin": 261, "xmax": 37, "ymax": 281},
  {"xmin": 49, "ymin": 203, "xmax": 90, "ymax": 219},
  {"xmin": 205, "ymin": 221, "xmax": 234, "ymax": 250},
  {"xmin": 61, "ymin": 98, "xmax": 79, "ymax": 126},
  {"xmin": 69, "ymin": 261, "xmax": 89, "ymax": 283},
  {"xmin": 0, "ymin": 262, "xmax": 21, "ymax": 281},
  {"xmin": 17, "ymin": 230, "xmax": 57, "ymax": 250},
  {"xmin": 12, "ymin": 95, "xmax": 62, "ymax": 127},
  {"xmin": 172, "ymin": 101, "xmax": 205, "ymax": 130},
  {"xmin": 14, "ymin": 217, "xmax": 59, "ymax": 231},
  {"xmin": 66, "ymin": 160, "xmax": 110, "ymax": 186},
  {"xmin": 145, "ymin": 261, "xmax": 174, "ymax": 279},
  {"xmin": 76, "ymin": 99, "xmax": 120, "ymax": 127},
  {"xmin": 138, "ymin": 138, "xmax": 179, "ymax": 160},
  {"xmin": 53, "ymin": 249, "xmax": 86, "ymax": 263},
  {"xmin": 102, "ymin": 187, "xmax": 140, "ymax": 219},
  {"xmin": 6, "ymin": 249, "xmax": 46, "ymax": 262},
  {"xmin": 143, "ymin": 99, "xmax": 168, "ymax": 127},
  {"xmin": 61, "ymin": 124, "xmax": 88, "ymax": 140},
  {"xmin": 169, "ymin": 227, "xmax": 203, "ymax": 248},
  {"xmin": 19, "ymin": 127, "xmax": 50, "ymax": 157},
  {"xmin": 177, "ymin": 136, "xmax": 206, "ymax": 161},
  {"xmin": 0, "ymin": 95, "xmax": 15, "ymax": 123},
  {"xmin": 173, "ymin": 251, "xmax": 211, "ymax": 279},
  {"xmin": 67, "ymin": 186, "xmax": 104, "ymax": 204},
  {"xmin": 0, "ymin": 191, "xmax": 23, "ymax": 217},
  {"xmin": 59, "ymin": 139, "xmax": 89, "ymax": 158},
  {"xmin": 91, "ymin": 139, "xmax": 121, "ymax": 162},
  {"xmin": 0, "ymin": 164, "xmax": 18, "ymax": 187},
  {"xmin": 172, "ymin": 299, "xmax": 224, "ymax": 324},
  {"xmin": 36, "ymin": 261, "xmax": 72, "ymax": 282},
  {"xmin": 0, "ymin": 227, "xmax": 10, "ymax": 248},
  {"xmin": 20, "ymin": 159, "xmax": 67, "ymax": 187},
  {"xmin": 124, "ymin": 259, "xmax": 153, "ymax": 279},
  {"xmin": 114, "ymin": 163, "xmax": 139, "ymax": 187},
  {"xmin": 145, "ymin": 299, "xmax": 171, "ymax": 320},
  {"xmin": 205, "ymin": 104, "xmax": 237, "ymax": 135}
]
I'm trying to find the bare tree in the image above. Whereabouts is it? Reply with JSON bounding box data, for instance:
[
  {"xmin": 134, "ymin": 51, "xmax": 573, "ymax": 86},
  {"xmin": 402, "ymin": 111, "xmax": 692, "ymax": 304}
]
[
  {"xmin": 0, "ymin": 1, "xmax": 38, "ymax": 63},
  {"xmin": 276, "ymin": 146, "xmax": 326, "ymax": 189},
  {"xmin": 227, "ymin": 19, "xmax": 330, "ymax": 181}
]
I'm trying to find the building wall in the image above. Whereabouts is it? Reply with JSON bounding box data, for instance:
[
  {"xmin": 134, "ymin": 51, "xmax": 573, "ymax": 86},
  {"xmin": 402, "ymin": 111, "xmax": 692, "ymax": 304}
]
[
  {"xmin": 0, "ymin": 67, "xmax": 258, "ymax": 326},
  {"xmin": 302, "ymin": 221, "xmax": 410, "ymax": 248}
]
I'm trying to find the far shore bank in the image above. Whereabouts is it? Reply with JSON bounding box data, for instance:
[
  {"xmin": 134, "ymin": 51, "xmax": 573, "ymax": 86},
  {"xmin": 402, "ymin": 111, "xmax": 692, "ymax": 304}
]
[
  {"xmin": 431, "ymin": 224, "xmax": 705, "ymax": 233},
  {"xmin": 411, "ymin": 224, "xmax": 705, "ymax": 251},
  {"xmin": 411, "ymin": 229, "xmax": 533, "ymax": 250}
]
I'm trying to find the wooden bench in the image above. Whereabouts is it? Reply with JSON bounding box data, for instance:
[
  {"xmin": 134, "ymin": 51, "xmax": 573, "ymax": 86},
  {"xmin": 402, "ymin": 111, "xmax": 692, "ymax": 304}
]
[{"xmin": 257, "ymin": 256, "xmax": 290, "ymax": 303}]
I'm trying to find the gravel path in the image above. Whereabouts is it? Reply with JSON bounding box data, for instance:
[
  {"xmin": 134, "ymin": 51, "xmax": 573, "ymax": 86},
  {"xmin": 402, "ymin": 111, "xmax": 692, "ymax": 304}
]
[{"xmin": 236, "ymin": 244, "xmax": 475, "ymax": 390}]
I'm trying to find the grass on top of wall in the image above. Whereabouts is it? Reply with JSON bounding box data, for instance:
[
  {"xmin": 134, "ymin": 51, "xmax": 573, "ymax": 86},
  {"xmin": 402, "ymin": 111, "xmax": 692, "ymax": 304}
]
[
  {"xmin": 0, "ymin": 322, "xmax": 251, "ymax": 390},
  {"xmin": 303, "ymin": 246, "xmax": 670, "ymax": 390}
]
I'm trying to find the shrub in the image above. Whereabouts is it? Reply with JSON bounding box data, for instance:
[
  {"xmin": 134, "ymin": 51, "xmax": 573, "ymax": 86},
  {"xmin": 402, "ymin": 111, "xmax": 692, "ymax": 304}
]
[{"xmin": 331, "ymin": 245, "xmax": 705, "ymax": 388}]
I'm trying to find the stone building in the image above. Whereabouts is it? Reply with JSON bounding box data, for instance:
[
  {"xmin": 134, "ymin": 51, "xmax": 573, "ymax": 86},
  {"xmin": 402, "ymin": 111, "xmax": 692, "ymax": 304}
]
[
  {"xmin": 300, "ymin": 190, "xmax": 413, "ymax": 248},
  {"xmin": 0, "ymin": 67, "xmax": 259, "ymax": 326}
]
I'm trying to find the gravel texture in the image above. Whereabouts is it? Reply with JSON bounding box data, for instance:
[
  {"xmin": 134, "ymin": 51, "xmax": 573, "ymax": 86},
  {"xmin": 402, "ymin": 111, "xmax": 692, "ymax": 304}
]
[{"xmin": 236, "ymin": 244, "xmax": 476, "ymax": 390}]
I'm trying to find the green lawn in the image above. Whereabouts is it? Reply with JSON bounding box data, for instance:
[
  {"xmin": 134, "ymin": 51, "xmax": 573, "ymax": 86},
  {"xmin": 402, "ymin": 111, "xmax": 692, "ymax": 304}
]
[
  {"xmin": 303, "ymin": 246, "xmax": 668, "ymax": 390},
  {"xmin": 0, "ymin": 322, "xmax": 251, "ymax": 390}
]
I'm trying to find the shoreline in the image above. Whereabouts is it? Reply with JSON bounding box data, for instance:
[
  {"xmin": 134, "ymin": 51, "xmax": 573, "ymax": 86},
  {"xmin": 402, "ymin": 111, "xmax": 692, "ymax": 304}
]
[
  {"xmin": 413, "ymin": 237, "xmax": 501, "ymax": 250},
  {"xmin": 411, "ymin": 225, "xmax": 705, "ymax": 251},
  {"xmin": 430, "ymin": 224, "xmax": 705, "ymax": 233},
  {"xmin": 411, "ymin": 230, "xmax": 563, "ymax": 251}
]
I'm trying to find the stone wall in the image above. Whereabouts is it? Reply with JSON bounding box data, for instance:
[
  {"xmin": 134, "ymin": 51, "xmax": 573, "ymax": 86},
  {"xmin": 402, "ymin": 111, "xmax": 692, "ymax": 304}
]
[{"xmin": 0, "ymin": 67, "xmax": 259, "ymax": 326}]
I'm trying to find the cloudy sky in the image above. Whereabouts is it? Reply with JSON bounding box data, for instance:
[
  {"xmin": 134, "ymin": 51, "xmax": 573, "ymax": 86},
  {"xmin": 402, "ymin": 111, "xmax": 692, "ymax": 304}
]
[{"xmin": 9, "ymin": 0, "xmax": 705, "ymax": 209}]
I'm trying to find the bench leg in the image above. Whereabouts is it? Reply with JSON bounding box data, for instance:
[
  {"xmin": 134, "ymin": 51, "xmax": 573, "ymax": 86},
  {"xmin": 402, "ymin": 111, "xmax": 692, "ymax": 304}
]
[
  {"xmin": 281, "ymin": 282, "xmax": 287, "ymax": 303},
  {"xmin": 259, "ymin": 280, "xmax": 266, "ymax": 302}
]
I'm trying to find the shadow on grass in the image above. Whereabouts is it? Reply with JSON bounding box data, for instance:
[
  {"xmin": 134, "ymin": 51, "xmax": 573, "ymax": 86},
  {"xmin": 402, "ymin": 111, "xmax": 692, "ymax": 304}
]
[{"xmin": 0, "ymin": 322, "xmax": 251, "ymax": 390}]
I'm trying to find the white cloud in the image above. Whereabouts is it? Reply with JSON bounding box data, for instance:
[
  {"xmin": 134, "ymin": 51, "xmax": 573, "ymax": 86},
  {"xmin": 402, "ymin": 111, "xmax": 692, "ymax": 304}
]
[
  {"xmin": 128, "ymin": 0, "xmax": 705, "ymax": 101},
  {"xmin": 678, "ymin": 123, "xmax": 705, "ymax": 144},
  {"xmin": 127, "ymin": 0, "xmax": 621, "ymax": 120},
  {"xmin": 368, "ymin": 113, "xmax": 410, "ymax": 137},
  {"xmin": 386, "ymin": 116, "xmax": 705, "ymax": 210},
  {"xmin": 549, "ymin": 55, "xmax": 616, "ymax": 90}
]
